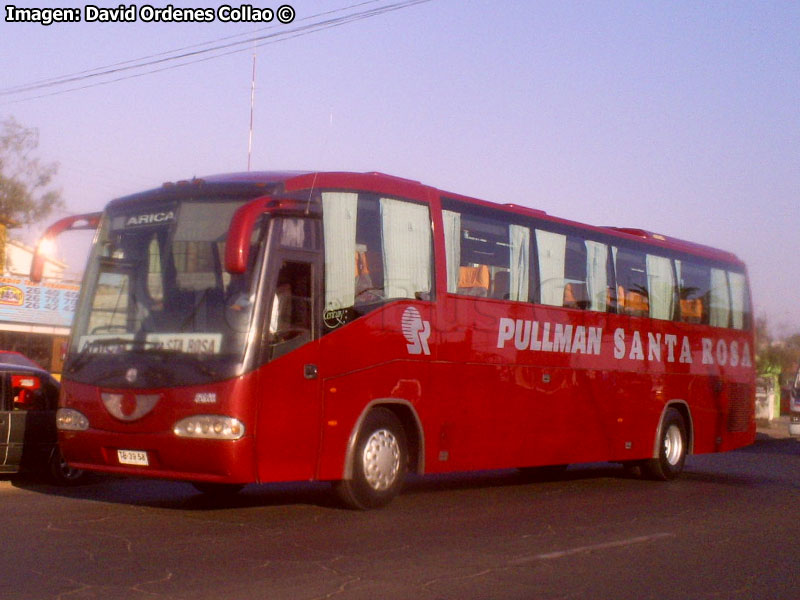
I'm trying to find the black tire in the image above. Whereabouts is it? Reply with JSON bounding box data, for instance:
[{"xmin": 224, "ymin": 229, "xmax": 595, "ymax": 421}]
[
  {"xmin": 48, "ymin": 447, "xmax": 86, "ymax": 486},
  {"xmin": 335, "ymin": 408, "xmax": 408, "ymax": 510},
  {"xmin": 192, "ymin": 482, "xmax": 245, "ymax": 497},
  {"xmin": 641, "ymin": 408, "xmax": 687, "ymax": 481}
]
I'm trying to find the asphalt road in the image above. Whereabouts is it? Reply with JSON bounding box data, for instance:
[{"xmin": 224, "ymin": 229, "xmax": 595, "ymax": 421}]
[{"xmin": 2, "ymin": 427, "xmax": 798, "ymax": 600}]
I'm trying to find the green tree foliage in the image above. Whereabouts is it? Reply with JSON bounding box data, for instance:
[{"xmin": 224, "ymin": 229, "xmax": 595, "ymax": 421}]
[
  {"xmin": 0, "ymin": 117, "xmax": 63, "ymax": 225},
  {"xmin": 756, "ymin": 314, "xmax": 800, "ymax": 382}
]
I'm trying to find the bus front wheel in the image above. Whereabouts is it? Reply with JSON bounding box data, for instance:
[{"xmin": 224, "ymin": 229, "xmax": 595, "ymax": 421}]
[
  {"xmin": 47, "ymin": 447, "xmax": 87, "ymax": 486},
  {"xmin": 641, "ymin": 408, "xmax": 687, "ymax": 480},
  {"xmin": 335, "ymin": 408, "xmax": 408, "ymax": 510}
]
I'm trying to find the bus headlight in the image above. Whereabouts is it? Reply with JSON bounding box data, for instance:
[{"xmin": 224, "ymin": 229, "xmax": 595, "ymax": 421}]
[
  {"xmin": 173, "ymin": 416, "xmax": 245, "ymax": 440},
  {"xmin": 56, "ymin": 408, "xmax": 90, "ymax": 431}
]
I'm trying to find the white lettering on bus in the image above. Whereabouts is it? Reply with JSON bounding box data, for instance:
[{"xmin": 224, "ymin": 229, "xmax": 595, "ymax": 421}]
[
  {"xmin": 497, "ymin": 318, "xmax": 602, "ymax": 356},
  {"xmin": 125, "ymin": 211, "xmax": 175, "ymax": 227},
  {"xmin": 680, "ymin": 336, "xmax": 693, "ymax": 364},
  {"xmin": 629, "ymin": 331, "xmax": 645, "ymax": 361},
  {"xmin": 702, "ymin": 338, "xmax": 713, "ymax": 364},
  {"xmin": 614, "ymin": 327, "xmax": 625, "ymax": 359},
  {"xmin": 498, "ymin": 319, "xmax": 751, "ymax": 368}
]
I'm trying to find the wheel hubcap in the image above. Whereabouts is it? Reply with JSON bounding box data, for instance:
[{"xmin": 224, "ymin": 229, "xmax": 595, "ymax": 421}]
[
  {"xmin": 663, "ymin": 424, "xmax": 683, "ymax": 466},
  {"xmin": 362, "ymin": 428, "xmax": 400, "ymax": 491}
]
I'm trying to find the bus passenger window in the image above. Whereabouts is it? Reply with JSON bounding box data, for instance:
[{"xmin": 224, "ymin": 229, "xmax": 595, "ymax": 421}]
[
  {"xmin": 614, "ymin": 247, "xmax": 649, "ymax": 318},
  {"xmin": 536, "ymin": 229, "xmax": 566, "ymax": 306},
  {"xmin": 380, "ymin": 198, "xmax": 432, "ymax": 300},
  {"xmin": 676, "ymin": 260, "xmax": 710, "ymax": 324},
  {"xmin": 646, "ymin": 254, "xmax": 676, "ymax": 320},
  {"xmin": 563, "ymin": 236, "xmax": 589, "ymax": 309},
  {"xmin": 585, "ymin": 240, "xmax": 613, "ymax": 313},
  {"xmin": 444, "ymin": 207, "xmax": 529, "ymax": 302},
  {"xmin": 322, "ymin": 192, "xmax": 432, "ymax": 328},
  {"xmin": 728, "ymin": 271, "xmax": 750, "ymax": 330},
  {"xmin": 709, "ymin": 268, "xmax": 731, "ymax": 327}
]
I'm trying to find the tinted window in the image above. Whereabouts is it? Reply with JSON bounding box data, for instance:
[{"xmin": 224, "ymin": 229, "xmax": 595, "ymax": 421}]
[
  {"xmin": 614, "ymin": 247, "xmax": 649, "ymax": 317},
  {"xmin": 443, "ymin": 208, "xmax": 530, "ymax": 301},
  {"xmin": 322, "ymin": 192, "xmax": 432, "ymax": 331}
]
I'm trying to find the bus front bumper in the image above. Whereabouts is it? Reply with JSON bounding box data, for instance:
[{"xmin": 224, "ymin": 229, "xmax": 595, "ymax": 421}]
[{"xmin": 58, "ymin": 429, "xmax": 257, "ymax": 484}]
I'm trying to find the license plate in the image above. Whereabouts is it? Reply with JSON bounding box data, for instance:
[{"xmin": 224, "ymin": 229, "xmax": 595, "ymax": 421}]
[{"xmin": 117, "ymin": 449, "xmax": 149, "ymax": 466}]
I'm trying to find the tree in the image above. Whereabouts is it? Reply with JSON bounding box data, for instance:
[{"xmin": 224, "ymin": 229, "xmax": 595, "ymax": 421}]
[
  {"xmin": 0, "ymin": 117, "xmax": 63, "ymax": 225},
  {"xmin": 0, "ymin": 117, "xmax": 63, "ymax": 272},
  {"xmin": 756, "ymin": 314, "xmax": 800, "ymax": 383}
]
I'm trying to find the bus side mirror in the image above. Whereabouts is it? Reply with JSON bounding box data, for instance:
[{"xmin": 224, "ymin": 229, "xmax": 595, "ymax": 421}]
[
  {"xmin": 30, "ymin": 212, "xmax": 102, "ymax": 282},
  {"xmin": 225, "ymin": 196, "xmax": 273, "ymax": 274}
]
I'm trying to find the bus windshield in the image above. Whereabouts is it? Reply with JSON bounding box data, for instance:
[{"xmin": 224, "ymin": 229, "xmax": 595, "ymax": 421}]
[{"xmin": 66, "ymin": 197, "xmax": 264, "ymax": 385}]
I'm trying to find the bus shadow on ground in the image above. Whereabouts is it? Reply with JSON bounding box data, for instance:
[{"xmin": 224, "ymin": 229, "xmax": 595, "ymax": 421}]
[
  {"xmin": 402, "ymin": 464, "xmax": 628, "ymax": 498},
  {"xmin": 10, "ymin": 464, "xmax": 640, "ymax": 511},
  {"xmin": 9, "ymin": 474, "xmax": 341, "ymax": 510},
  {"xmin": 12, "ymin": 439, "xmax": 786, "ymax": 511},
  {"xmin": 737, "ymin": 433, "xmax": 799, "ymax": 456}
]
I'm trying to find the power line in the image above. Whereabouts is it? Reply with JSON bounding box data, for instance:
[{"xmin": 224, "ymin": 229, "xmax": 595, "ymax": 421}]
[
  {"xmin": 2, "ymin": 0, "xmax": 432, "ymax": 103},
  {"xmin": 1, "ymin": 0, "xmax": 387, "ymax": 94}
]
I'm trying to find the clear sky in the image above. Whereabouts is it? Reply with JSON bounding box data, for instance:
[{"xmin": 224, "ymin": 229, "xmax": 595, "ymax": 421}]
[{"xmin": 2, "ymin": 0, "xmax": 799, "ymax": 334}]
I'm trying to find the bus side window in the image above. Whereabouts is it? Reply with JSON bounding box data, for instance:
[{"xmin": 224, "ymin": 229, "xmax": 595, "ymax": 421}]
[
  {"xmin": 646, "ymin": 254, "xmax": 676, "ymax": 320},
  {"xmin": 709, "ymin": 268, "xmax": 731, "ymax": 327},
  {"xmin": 537, "ymin": 232, "xmax": 611, "ymax": 313},
  {"xmin": 322, "ymin": 193, "xmax": 432, "ymax": 328},
  {"xmin": 613, "ymin": 247, "xmax": 649, "ymax": 318},
  {"xmin": 563, "ymin": 236, "xmax": 589, "ymax": 309},
  {"xmin": 443, "ymin": 207, "xmax": 530, "ymax": 302},
  {"xmin": 536, "ymin": 229, "xmax": 566, "ymax": 306},
  {"xmin": 728, "ymin": 271, "xmax": 750, "ymax": 330},
  {"xmin": 676, "ymin": 260, "xmax": 710, "ymax": 325}
]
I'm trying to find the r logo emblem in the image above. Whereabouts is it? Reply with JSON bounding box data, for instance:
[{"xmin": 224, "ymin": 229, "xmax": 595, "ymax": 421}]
[{"xmin": 402, "ymin": 306, "xmax": 431, "ymax": 356}]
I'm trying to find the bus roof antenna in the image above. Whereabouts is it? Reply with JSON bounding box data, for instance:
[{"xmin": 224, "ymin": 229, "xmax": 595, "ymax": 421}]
[{"xmin": 247, "ymin": 47, "xmax": 256, "ymax": 171}]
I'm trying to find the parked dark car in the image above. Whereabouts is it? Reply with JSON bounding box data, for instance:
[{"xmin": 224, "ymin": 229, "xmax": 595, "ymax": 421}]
[
  {"xmin": 0, "ymin": 361, "xmax": 85, "ymax": 484},
  {"xmin": 0, "ymin": 350, "xmax": 43, "ymax": 369}
]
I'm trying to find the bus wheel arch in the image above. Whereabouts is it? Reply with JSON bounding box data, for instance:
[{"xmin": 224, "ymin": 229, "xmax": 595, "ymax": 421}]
[
  {"xmin": 335, "ymin": 400, "xmax": 424, "ymax": 509},
  {"xmin": 642, "ymin": 403, "xmax": 692, "ymax": 480}
]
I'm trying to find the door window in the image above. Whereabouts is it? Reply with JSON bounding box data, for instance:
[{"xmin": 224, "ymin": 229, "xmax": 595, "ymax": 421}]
[{"xmin": 268, "ymin": 260, "xmax": 313, "ymax": 359}]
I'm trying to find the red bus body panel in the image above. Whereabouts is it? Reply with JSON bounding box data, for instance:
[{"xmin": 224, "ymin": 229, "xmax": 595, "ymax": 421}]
[
  {"xmin": 56, "ymin": 171, "xmax": 756, "ymax": 486},
  {"xmin": 60, "ymin": 295, "xmax": 754, "ymax": 483}
]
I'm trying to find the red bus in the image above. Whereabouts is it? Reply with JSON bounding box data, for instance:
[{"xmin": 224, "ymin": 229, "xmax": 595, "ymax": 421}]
[{"xmin": 32, "ymin": 171, "xmax": 755, "ymax": 508}]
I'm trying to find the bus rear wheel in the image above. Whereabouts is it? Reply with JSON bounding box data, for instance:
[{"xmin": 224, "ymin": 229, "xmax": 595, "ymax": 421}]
[
  {"xmin": 335, "ymin": 408, "xmax": 408, "ymax": 510},
  {"xmin": 641, "ymin": 408, "xmax": 687, "ymax": 480}
]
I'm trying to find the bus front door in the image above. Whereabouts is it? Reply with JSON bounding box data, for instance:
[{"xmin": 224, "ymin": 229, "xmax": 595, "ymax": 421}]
[{"xmin": 256, "ymin": 218, "xmax": 323, "ymax": 482}]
